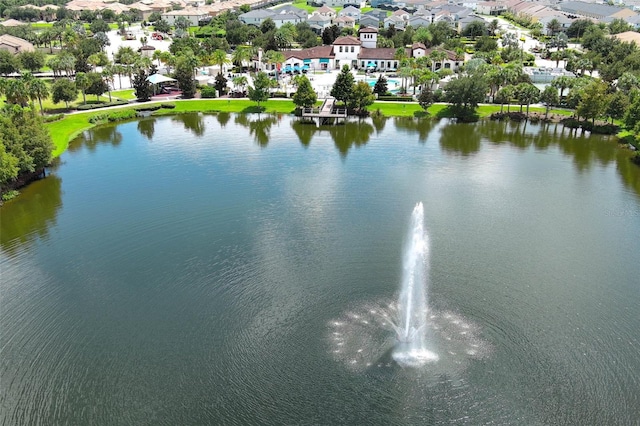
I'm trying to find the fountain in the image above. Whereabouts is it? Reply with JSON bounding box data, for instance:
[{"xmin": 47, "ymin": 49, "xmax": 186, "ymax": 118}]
[
  {"xmin": 391, "ymin": 202, "xmax": 439, "ymax": 366},
  {"xmin": 328, "ymin": 203, "xmax": 489, "ymax": 372}
]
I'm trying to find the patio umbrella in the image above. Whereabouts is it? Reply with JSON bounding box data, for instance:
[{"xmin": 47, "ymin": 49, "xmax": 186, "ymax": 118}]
[{"xmin": 146, "ymin": 73, "xmax": 177, "ymax": 95}]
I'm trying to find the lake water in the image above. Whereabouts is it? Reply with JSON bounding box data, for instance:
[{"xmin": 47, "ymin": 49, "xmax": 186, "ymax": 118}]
[{"xmin": 1, "ymin": 114, "xmax": 639, "ymax": 425}]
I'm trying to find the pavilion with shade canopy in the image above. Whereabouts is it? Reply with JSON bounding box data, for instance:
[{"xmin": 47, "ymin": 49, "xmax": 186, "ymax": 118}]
[{"xmin": 146, "ymin": 73, "xmax": 177, "ymax": 95}]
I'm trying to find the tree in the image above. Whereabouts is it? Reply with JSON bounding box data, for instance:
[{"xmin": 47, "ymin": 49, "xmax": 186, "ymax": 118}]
[
  {"xmin": 488, "ymin": 19, "xmax": 499, "ymax": 36},
  {"xmin": 321, "ymin": 25, "xmax": 340, "ymax": 46},
  {"xmin": 263, "ymin": 50, "xmax": 285, "ymax": 81},
  {"xmin": 577, "ymin": 80, "xmax": 609, "ymax": 125},
  {"xmin": 347, "ymin": 81, "xmax": 375, "ymax": 114},
  {"xmin": 231, "ymin": 45, "xmax": 252, "ymax": 69},
  {"xmin": 85, "ymin": 72, "xmax": 109, "ymax": 101},
  {"xmin": 292, "ymin": 75, "xmax": 317, "ymax": 109},
  {"xmin": 25, "ymin": 76, "xmax": 49, "ymax": 115},
  {"xmin": 51, "ymin": 78, "xmax": 78, "ymax": 108},
  {"xmin": 514, "ymin": 82, "xmax": 540, "ymax": 115},
  {"xmin": 567, "ymin": 19, "xmax": 593, "ymax": 39},
  {"xmin": 154, "ymin": 19, "xmax": 171, "ymax": 34},
  {"xmin": 0, "ymin": 50, "xmax": 20, "ymax": 76},
  {"xmin": 608, "ymin": 18, "xmax": 632, "ymax": 35},
  {"xmin": 102, "ymin": 65, "xmax": 115, "ymax": 102},
  {"xmin": 132, "ymin": 68, "xmax": 152, "ymax": 101},
  {"xmin": 75, "ymin": 72, "xmax": 89, "ymax": 104},
  {"xmin": 0, "ymin": 105, "xmax": 53, "ymax": 183},
  {"xmin": 418, "ymin": 88, "xmax": 434, "ymax": 111},
  {"xmin": 495, "ymin": 85, "xmax": 515, "ymax": 113},
  {"xmin": 212, "ymin": 49, "xmax": 230, "ymax": 75},
  {"xmin": 214, "ymin": 73, "xmax": 228, "ymax": 95},
  {"xmin": 232, "ymin": 75, "xmax": 248, "ymax": 93},
  {"xmin": 2, "ymin": 78, "xmax": 28, "ymax": 106},
  {"xmin": 475, "ymin": 35, "xmax": 498, "ymax": 53},
  {"xmin": 18, "ymin": 50, "xmax": 45, "ymax": 72},
  {"xmin": 248, "ymin": 71, "xmax": 271, "ymax": 107},
  {"xmin": 540, "ymin": 85, "xmax": 559, "ymax": 118},
  {"xmin": 174, "ymin": 57, "xmax": 197, "ymax": 99},
  {"xmin": 174, "ymin": 17, "xmax": 191, "ymax": 31},
  {"xmin": 373, "ymin": 75, "xmax": 388, "ymax": 98},
  {"xmin": 90, "ymin": 19, "xmax": 110, "ymax": 34},
  {"xmin": 330, "ymin": 65, "xmax": 355, "ymax": 105},
  {"xmin": 463, "ymin": 20, "xmax": 487, "ymax": 39},
  {"xmin": 546, "ymin": 18, "xmax": 561, "ymax": 36},
  {"xmin": 606, "ymin": 91, "xmax": 628, "ymax": 124},
  {"xmin": 551, "ymin": 75, "xmax": 574, "ymax": 100},
  {"xmin": 444, "ymin": 75, "xmax": 488, "ymax": 118}
]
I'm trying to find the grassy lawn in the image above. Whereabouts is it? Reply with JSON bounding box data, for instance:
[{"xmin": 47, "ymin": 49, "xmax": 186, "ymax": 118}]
[
  {"xmin": 46, "ymin": 111, "xmax": 95, "ymax": 157},
  {"xmin": 153, "ymin": 99, "xmax": 298, "ymax": 115},
  {"xmin": 111, "ymin": 89, "xmax": 136, "ymax": 100},
  {"xmin": 43, "ymin": 98, "xmax": 578, "ymax": 159},
  {"xmin": 289, "ymin": 0, "xmax": 317, "ymax": 13}
]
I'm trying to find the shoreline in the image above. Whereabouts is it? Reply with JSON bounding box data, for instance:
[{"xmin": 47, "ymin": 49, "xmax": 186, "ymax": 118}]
[{"xmin": 45, "ymin": 99, "xmax": 577, "ymax": 158}]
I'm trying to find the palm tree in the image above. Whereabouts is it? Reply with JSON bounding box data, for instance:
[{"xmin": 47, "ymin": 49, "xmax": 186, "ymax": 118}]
[
  {"xmin": 75, "ymin": 72, "xmax": 88, "ymax": 104},
  {"xmin": 102, "ymin": 65, "xmax": 115, "ymax": 102},
  {"xmin": 26, "ymin": 76, "xmax": 50, "ymax": 114},
  {"xmin": 551, "ymin": 75, "xmax": 574, "ymax": 100},
  {"xmin": 232, "ymin": 45, "xmax": 252, "ymax": 70},
  {"xmin": 212, "ymin": 49, "xmax": 230, "ymax": 76},
  {"xmin": 264, "ymin": 50, "xmax": 285, "ymax": 82},
  {"xmin": 3, "ymin": 78, "xmax": 29, "ymax": 106},
  {"xmin": 232, "ymin": 75, "xmax": 248, "ymax": 93},
  {"xmin": 429, "ymin": 49, "xmax": 447, "ymax": 72}
]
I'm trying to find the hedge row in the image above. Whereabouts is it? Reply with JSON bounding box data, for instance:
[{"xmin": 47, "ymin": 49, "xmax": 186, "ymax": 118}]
[{"xmin": 76, "ymin": 100, "xmax": 129, "ymax": 110}]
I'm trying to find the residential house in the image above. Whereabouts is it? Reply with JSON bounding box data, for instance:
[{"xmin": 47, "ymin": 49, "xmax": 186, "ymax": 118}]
[
  {"xmin": 334, "ymin": 15, "xmax": 356, "ymax": 28},
  {"xmin": 476, "ymin": 1, "xmax": 506, "ymax": 16},
  {"xmin": 359, "ymin": 15, "xmax": 380, "ymax": 28},
  {"xmin": 239, "ymin": 9, "xmax": 275, "ymax": 26},
  {"xmin": 272, "ymin": 12, "xmax": 305, "ymax": 28},
  {"xmin": 558, "ymin": 1, "xmax": 637, "ymax": 23},
  {"xmin": 0, "ymin": 34, "xmax": 35, "ymax": 54},
  {"xmin": 408, "ymin": 14, "xmax": 431, "ymax": 28},
  {"xmin": 538, "ymin": 14, "xmax": 573, "ymax": 35},
  {"xmin": 338, "ymin": 6, "xmax": 361, "ymax": 22},
  {"xmin": 384, "ymin": 15, "xmax": 406, "ymax": 30},
  {"xmin": 322, "ymin": 0, "xmax": 365, "ymax": 7},
  {"xmin": 0, "ymin": 19, "xmax": 26, "ymax": 27},
  {"xmin": 275, "ymin": 29, "xmax": 464, "ymax": 73},
  {"xmin": 129, "ymin": 2, "xmax": 155, "ymax": 21},
  {"xmin": 307, "ymin": 12, "xmax": 333, "ymax": 32},
  {"xmin": 161, "ymin": 8, "xmax": 209, "ymax": 26},
  {"xmin": 316, "ymin": 4, "xmax": 337, "ymax": 20}
]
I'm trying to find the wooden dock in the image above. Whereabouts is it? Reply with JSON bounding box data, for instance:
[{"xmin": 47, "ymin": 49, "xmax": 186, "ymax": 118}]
[{"xmin": 301, "ymin": 98, "xmax": 347, "ymax": 126}]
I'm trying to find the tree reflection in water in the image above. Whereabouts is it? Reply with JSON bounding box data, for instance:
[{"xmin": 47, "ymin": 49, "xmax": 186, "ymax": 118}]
[
  {"xmin": 171, "ymin": 113, "xmax": 205, "ymax": 137},
  {"xmin": 1, "ymin": 175, "xmax": 62, "ymax": 255},
  {"xmin": 70, "ymin": 125, "xmax": 123, "ymax": 152},
  {"xmin": 234, "ymin": 114, "xmax": 279, "ymax": 147},
  {"xmin": 290, "ymin": 119, "xmax": 375, "ymax": 158},
  {"xmin": 137, "ymin": 118, "xmax": 156, "ymax": 141}
]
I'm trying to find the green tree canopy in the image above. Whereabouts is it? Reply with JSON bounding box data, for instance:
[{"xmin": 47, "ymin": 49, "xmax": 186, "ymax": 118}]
[
  {"xmin": 248, "ymin": 71, "xmax": 271, "ymax": 107},
  {"xmin": 330, "ymin": 65, "xmax": 355, "ymax": 105},
  {"xmin": 292, "ymin": 75, "xmax": 317, "ymax": 109}
]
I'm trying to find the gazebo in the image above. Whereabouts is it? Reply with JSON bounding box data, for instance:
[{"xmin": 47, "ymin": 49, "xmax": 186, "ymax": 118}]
[{"xmin": 146, "ymin": 73, "xmax": 177, "ymax": 95}]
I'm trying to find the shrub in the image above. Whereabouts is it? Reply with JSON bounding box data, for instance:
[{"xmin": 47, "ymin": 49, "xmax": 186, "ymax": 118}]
[
  {"xmin": 200, "ymin": 86, "xmax": 217, "ymax": 98},
  {"xmin": 88, "ymin": 110, "xmax": 137, "ymax": 123},
  {"xmin": 160, "ymin": 103, "xmax": 176, "ymax": 109},
  {"xmin": 378, "ymin": 96, "xmax": 415, "ymax": 102},
  {"xmin": 43, "ymin": 114, "xmax": 64, "ymax": 122},
  {"xmin": 270, "ymin": 92, "xmax": 288, "ymax": 98},
  {"xmin": 76, "ymin": 100, "xmax": 129, "ymax": 110}
]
